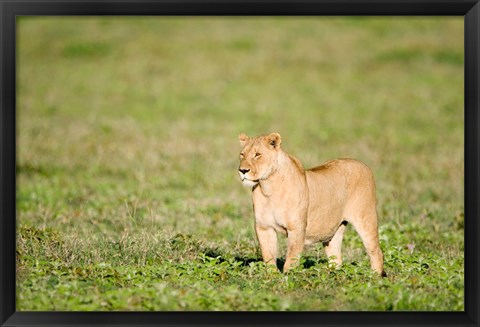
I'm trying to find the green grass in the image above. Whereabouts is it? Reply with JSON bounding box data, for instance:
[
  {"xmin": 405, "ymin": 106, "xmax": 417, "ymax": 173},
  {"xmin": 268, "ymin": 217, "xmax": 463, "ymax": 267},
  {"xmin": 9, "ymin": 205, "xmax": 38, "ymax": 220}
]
[{"xmin": 16, "ymin": 17, "xmax": 464, "ymax": 311}]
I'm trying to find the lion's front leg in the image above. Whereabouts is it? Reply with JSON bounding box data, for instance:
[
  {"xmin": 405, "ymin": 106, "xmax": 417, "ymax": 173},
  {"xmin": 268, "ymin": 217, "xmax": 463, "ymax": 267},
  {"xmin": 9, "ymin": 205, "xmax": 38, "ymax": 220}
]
[
  {"xmin": 283, "ymin": 226, "xmax": 306, "ymax": 272},
  {"xmin": 255, "ymin": 224, "xmax": 278, "ymax": 268}
]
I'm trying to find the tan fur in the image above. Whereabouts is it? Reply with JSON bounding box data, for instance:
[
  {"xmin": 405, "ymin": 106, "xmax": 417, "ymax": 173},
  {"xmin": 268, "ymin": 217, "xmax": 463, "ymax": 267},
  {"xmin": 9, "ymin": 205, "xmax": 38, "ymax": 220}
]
[{"xmin": 238, "ymin": 132, "xmax": 385, "ymax": 275}]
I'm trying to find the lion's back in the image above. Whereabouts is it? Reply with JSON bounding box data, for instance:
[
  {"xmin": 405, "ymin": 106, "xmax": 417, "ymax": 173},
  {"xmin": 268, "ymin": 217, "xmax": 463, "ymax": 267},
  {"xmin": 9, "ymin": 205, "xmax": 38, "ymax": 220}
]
[
  {"xmin": 306, "ymin": 158, "xmax": 376, "ymax": 202},
  {"xmin": 309, "ymin": 158, "xmax": 374, "ymax": 180}
]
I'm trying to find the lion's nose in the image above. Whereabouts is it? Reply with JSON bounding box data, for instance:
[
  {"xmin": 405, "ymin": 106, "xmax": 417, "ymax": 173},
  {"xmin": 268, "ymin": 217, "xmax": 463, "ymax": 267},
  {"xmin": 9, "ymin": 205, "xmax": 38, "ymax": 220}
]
[{"xmin": 239, "ymin": 168, "xmax": 250, "ymax": 174}]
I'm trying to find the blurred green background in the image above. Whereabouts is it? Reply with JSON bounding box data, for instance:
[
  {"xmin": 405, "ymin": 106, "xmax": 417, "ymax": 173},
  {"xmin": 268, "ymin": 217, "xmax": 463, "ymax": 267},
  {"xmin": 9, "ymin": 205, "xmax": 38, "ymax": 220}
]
[{"xmin": 16, "ymin": 17, "xmax": 464, "ymax": 311}]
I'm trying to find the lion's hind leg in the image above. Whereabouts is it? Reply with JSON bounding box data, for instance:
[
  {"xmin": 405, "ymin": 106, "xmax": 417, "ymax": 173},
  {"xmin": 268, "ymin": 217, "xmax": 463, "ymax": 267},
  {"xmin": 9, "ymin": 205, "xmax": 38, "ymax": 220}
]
[
  {"xmin": 323, "ymin": 222, "xmax": 347, "ymax": 269},
  {"xmin": 349, "ymin": 210, "xmax": 385, "ymax": 276}
]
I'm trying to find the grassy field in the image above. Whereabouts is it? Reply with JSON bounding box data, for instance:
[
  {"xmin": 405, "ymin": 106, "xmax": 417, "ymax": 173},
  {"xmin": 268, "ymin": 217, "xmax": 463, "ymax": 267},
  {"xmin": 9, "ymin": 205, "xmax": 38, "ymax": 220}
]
[{"xmin": 16, "ymin": 17, "xmax": 464, "ymax": 311}]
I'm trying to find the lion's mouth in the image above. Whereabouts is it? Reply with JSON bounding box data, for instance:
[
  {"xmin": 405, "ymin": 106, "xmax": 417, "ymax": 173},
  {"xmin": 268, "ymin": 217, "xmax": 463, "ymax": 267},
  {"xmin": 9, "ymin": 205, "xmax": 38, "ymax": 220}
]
[
  {"xmin": 240, "ymin": 176, "xmax": 260, "ymax": 187},
  {"xmin": 241, "ymin": 177, "xmax": 259, "ymax": 183}
]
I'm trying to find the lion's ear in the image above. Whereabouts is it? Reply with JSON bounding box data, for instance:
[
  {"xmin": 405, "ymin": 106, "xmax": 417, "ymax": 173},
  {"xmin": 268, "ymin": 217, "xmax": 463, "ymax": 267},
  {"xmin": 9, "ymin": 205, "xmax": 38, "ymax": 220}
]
[
  {"xmin": 267, "ymin": 132, "xmax": 281, "ymax": 149},
  {"xmin": 239, "ymin": 133, "xmax": 249, "ymax": 147}
]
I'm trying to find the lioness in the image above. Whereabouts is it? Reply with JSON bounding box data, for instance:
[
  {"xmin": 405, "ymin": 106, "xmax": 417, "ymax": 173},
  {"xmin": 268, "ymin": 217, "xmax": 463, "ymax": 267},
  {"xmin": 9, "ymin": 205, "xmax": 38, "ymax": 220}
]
[{"xmin": 238, "ymin": 132, "xmax": 385, "ymax": 275}]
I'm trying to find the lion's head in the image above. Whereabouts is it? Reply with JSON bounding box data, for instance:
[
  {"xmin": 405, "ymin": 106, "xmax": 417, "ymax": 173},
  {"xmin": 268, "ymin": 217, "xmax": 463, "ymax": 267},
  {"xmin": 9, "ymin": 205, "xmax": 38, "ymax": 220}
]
[{"xmin": 237, "ymin": 132, "xmax": 282, "ymax": 187}]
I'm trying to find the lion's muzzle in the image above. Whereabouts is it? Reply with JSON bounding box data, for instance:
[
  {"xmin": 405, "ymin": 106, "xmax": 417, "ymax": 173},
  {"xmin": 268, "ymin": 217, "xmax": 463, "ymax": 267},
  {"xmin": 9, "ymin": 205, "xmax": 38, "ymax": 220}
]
[{"xmin": 238, "ymin": 169, "xmax": 259, "ymax": 187}]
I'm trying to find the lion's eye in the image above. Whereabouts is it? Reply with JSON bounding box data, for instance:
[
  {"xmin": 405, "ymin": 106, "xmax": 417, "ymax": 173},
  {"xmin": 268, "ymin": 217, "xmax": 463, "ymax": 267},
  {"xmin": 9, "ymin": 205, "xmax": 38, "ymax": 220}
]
[
  {"xmin": 255, "ymin": 153, "xmax": 261, "ymax": 158},
  {"xmin": 240, "ymin": 153, "xmax": 244, "ymax": 159}
]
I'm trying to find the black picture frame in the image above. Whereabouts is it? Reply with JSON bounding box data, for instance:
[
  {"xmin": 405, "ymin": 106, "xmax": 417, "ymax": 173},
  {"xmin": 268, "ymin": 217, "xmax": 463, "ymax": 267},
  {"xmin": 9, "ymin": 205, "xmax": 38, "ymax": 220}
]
[{"xmin": 1, "ymin": 1, "xmax": 479, "ymax": 326}]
